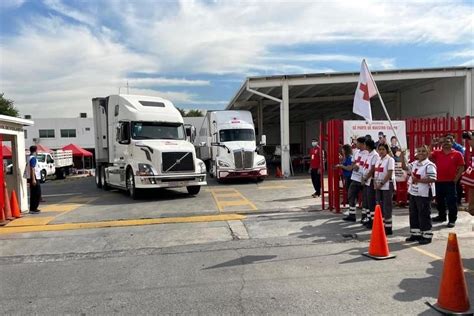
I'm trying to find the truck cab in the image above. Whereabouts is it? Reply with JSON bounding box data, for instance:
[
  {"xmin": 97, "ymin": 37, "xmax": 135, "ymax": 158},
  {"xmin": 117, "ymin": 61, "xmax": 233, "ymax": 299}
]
[
  {"xmin": 195, "ymin": 111, "xmax": 267, "ymax": 181},
  {"xmin": 92, "ymin": 94, "xmax": 207, "ymax": 199},
  {"xmin": 36, "ymin": 150, "xmax": 73, "ymax": 182}
]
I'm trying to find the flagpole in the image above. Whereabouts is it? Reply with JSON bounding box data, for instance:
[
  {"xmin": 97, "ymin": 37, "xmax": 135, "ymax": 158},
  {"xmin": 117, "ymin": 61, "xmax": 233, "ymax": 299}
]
[
  {"xmin": 364, "ymin": 60, "xmax": 402, "ymax": 150},
  {"xmin": 374, "ymin": 86, "xmax": 402, "ymax": 149}
]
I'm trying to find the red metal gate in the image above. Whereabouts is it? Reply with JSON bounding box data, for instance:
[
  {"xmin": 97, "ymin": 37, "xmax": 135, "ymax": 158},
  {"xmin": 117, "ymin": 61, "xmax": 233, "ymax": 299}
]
[{"xmin": 321, "ymin": 119, "xmax": 343, "ymax": 212}]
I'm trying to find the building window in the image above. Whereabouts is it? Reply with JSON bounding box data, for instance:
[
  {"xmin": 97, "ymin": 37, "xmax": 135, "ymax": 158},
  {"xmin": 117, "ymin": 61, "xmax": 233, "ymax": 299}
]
[
  {"xmin": 24, "ymin": 130, "xmax": 28, "ymax": 139},
  {"xmin": 39, "ymin": 129, "xmax": 55, "ymax": 138},
  {"xmin": 85, "ymin": 127, "xmax": 91, "ymax": 131},
  {"xmin": 61, "ymin": 129, "xmax": 76, "ymax": 138}
]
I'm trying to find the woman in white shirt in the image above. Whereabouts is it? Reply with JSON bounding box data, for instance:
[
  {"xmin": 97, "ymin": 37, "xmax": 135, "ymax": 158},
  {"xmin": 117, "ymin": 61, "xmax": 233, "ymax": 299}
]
[
  {"xmin": 402, "ymin": 145, "xmax": 437, "ymax": 244},
  {"xmin": 361, "ymin": 139, "xmax": 379, "ymax": 228},
  {"xmin": 374, "ymin": 143, "xmax": 396, "ymax": 235}
]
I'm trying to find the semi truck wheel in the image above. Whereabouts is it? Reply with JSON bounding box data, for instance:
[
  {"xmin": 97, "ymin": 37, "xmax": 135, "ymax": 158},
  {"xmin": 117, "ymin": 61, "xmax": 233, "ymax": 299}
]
[
  {"xmin": 187, "ymin": 185, "xmax": 201, "ymax": 195},
  {"xmin": 95, "ymin": 166, "xmax": 102, "ymax": 188},
  {"xmin": 101, "ymin": 166, "xmax": 109, "ymax": 190},
  {"xmin": 126, "ymin": 169, "xmax": 140, "ymax": 200},
  {"xmin": 40, "ymin": 170, "xmax": 47, "ymax": 183}
]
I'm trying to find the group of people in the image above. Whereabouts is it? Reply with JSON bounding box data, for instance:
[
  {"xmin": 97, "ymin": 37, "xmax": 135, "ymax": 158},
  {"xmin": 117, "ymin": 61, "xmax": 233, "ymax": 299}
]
[{"xmin": 307, "ymin": 132, "xmax": 471, "ymax": 246}]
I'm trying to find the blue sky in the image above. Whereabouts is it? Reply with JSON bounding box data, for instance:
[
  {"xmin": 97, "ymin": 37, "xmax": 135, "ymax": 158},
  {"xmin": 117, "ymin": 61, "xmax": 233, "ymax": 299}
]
[{"xmin": 0, "ymin": 0, "xmax": 473, "ymax": 117}]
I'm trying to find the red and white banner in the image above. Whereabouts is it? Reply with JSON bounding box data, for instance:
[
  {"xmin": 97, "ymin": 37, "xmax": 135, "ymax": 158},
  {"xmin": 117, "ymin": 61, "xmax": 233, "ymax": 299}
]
[
  {"xmin": 353, "ymin": 60, "xmax": 378, "ymax": 122},
  {"xmin": 343, "ymin": 120, "xmax": 407, "ymax": 150}
]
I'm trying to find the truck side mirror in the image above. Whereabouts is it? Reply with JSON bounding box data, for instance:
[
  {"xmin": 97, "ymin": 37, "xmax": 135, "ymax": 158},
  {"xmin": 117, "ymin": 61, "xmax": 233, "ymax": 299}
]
[
  {"xmin": 118, "ymin": 122, "xmax": 131, "ymax": 145},
  {"xmin": 260, "ymin": 135, "xmax": 266, "ymax": 146}
]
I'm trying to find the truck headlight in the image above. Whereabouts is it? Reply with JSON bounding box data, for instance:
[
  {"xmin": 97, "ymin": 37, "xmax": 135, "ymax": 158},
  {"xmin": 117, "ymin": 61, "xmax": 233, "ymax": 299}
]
[
  {"xmin": 137, "ymin": 163, "xmax": 156, "ymax": 176},
  {"xmin": 257, "ymin": 158, "xmax": 266, "ymax": 166},
  {"xmin": 198, "ymin": 161, "xmax": 206, "ymax": 173},
  {"xmin": 218, "ymin": 160, "xmax": 231, "ymax": 167}
]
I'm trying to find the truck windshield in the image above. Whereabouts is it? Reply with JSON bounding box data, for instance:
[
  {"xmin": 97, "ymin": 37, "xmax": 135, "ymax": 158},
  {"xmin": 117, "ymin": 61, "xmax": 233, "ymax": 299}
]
[
  {"xmin": 36, "ymin": 154, "xmax": 46, "ymax": 163},
  {"xmin": 132, "ymin": 122, "xmax": 185, "ymax": 140},
  {"xmin": 219, "ymin": 129, "xmax": 255, "ymax": 142}
]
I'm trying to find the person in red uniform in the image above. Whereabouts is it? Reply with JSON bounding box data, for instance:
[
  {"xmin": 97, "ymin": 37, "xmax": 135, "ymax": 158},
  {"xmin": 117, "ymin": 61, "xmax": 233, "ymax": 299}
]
[
  {"xmin": 430, "ymin": 136, "xmax": 465, "ymax": 227},
  {"xmin": 309, "ymin": 138, "xmax": 322, "ymax": 197}
]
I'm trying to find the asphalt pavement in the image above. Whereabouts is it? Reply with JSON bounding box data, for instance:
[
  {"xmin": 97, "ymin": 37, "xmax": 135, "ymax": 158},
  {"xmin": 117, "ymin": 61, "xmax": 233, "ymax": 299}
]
[{"xmin": 0, "ymin": 177, "xmax": 472, "ymax": 315}]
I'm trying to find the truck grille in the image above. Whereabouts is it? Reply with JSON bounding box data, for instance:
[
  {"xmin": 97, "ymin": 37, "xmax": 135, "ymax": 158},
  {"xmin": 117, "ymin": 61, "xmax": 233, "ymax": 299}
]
[
  {"xmin": 233, "ymin": 150, "xmax": 254, "ymax": 170},
  {"xmin": 162, "ymin": 152, "xmax": 194, "ymax": 172}
]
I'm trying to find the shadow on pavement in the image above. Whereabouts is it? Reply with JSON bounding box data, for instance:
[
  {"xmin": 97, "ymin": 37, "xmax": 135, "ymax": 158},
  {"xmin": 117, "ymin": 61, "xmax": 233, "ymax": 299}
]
[
  {"xmin": 393, "ymin": 258, "xmax": 474, "ymax": 315},
  {"xmin": 204, "ymin": 255, "xmax": 277, "ymax": 270}
]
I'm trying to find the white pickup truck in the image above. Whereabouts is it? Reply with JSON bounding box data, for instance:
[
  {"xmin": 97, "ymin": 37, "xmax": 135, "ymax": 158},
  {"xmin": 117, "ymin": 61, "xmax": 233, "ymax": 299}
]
[{"xmin": 36, "ymin": 150, "xmax": 74, "ymax": 182}]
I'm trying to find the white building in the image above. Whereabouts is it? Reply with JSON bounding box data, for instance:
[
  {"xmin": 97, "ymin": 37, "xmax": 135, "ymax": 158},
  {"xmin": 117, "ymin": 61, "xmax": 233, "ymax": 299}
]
[
  {"xmin": 23, "ymin": 113, "xmax": 95, "ymax": 151},
  {"xmin": 226, "ymin": 66, "xmax": 474, "ymax": 177}
]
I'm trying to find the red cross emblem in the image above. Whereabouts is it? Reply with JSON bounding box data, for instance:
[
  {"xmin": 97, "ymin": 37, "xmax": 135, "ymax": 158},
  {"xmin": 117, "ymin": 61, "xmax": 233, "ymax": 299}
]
[
  {"xmin": 355, "ymin": 156, "xmax": 363, "ymax": 166},
  {"xmin": 375, "ymin": 164, "xmax": 384, "ymax": 173},
  {"xmin": 412, "ymin": 169, "xmax": 421, "ymax": 179},
  {"xmin": 359, "ymin": 83, "xmax": 370, "ymax": 101}
]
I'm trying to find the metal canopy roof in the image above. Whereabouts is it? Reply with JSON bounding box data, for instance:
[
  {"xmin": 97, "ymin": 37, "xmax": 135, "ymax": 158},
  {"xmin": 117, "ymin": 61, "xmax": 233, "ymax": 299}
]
[{"xmin": 227, "ymin": 66, "xmax": 472, "ymax": 123}]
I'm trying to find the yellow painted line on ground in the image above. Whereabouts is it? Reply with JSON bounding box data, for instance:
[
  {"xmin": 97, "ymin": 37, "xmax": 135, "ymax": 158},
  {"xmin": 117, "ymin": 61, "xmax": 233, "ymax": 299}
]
[
  {"xmin": 0, "ymin": 214, "xmax": 246, "ymax": 235},
  {"xmin": 6, "ymin": 216, "xmax": 56, "ymax": 227},
  {"xmin": 411, "ymin": 246, "xmax": 474, "ymax": 276},
  {"xmin": 209, "ymin": 188, "xmax": 258, "ymax": 212},
  {"xmin": 233, "ymin": 190, "xmax": 258, "ymax": 211},
  {"xmin": 41, "ymin": 204, "xmax": 83, "ymax": 212},
  {"xmin": 411, "ymin": 246, "xmax": 443, "ymax": 260},
  {"xmin": 212, "ymin": 193, "xmax": 241, "ymax": 198},
  {"xmin": 257, "ymin": 185, "xmax": 288, "ymax": 190},
  {"xmin": 219, "ymin": 200, "xmax": 251, "ymax": 207}
]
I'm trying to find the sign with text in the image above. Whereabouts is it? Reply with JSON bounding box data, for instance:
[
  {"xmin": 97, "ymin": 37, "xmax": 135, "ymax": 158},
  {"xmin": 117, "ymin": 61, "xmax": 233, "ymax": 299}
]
[{"xmin": 343, "ymin": 120, "xmax": 407, "ymax": 150}]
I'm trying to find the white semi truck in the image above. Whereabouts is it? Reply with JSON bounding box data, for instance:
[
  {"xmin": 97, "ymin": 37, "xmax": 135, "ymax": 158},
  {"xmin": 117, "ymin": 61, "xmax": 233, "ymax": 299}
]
[
  {"xmin": 194, "ymin": 110, "xmax": 267, "ymax": 181},
  {"xmin": 92, "ymin": 94, "xmax": 207, "ymax": 199}
]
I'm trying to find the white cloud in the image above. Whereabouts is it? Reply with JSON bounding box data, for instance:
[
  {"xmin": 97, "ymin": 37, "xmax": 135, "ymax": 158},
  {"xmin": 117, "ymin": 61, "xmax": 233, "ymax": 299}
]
[
  {"xmin": 104, "ymin": 0, "xmax": 472, "ymax": 74},
  {"xmin": 0, "ymin": 0, "xmax": 25, "ymax": 9},
  {"xmin": 122, "ymin": 77, "xmax": 210, "ymax": 87},
  {"xmin": 43, "ymin": 0, "xmax": 97, "ymax": 27},
  {"xmin": 1, "ymin": 0, "xmax": 472, "ymax": 117},
  {"xmin": 439, "ymin": 48, "xmax": 474, "ymax": 66}
]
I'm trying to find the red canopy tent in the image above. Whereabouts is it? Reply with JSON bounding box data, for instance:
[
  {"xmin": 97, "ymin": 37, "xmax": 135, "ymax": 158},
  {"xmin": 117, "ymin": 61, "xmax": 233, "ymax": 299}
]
[
  {"xmin": 36, "ymin": 144, "xmax": 53, "ymax": 153},
  {"xmin": 62, "ymin": 144, "xmax": 93, "ymax": 170},
  {"xmin": 2, "ymin": 145, "xmax": 12, "ymax": 159},
  {"xmin": 62, "ymin": 143, "xmax": 93, "ymax": 157}
]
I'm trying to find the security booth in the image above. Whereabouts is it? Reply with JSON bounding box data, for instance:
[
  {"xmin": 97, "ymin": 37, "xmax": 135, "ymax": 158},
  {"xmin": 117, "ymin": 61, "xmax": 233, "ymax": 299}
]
[{"xmin": 0, "ymin": 115, "xmax": 34, "ymax": 213}]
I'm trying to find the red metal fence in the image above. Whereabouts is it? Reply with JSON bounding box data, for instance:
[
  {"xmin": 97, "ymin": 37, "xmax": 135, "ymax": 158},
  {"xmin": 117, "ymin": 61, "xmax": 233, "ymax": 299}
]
[{"xmin": 323, "ymin": 116, "xmax": 473, "ymax": 212}]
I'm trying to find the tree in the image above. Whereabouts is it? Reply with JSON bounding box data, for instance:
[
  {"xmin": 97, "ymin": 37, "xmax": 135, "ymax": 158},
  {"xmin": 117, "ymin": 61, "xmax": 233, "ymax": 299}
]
[
  {"xmin": 176, "ymin": 107, "xmax": 186, "ymax": 117},
  {"xmin": 185, "ymin": 109, "xmax": 203, "ymax": 117},
  {"xmin": 0, "ymin": 93, "xmax": 19, "ymax": 117}
]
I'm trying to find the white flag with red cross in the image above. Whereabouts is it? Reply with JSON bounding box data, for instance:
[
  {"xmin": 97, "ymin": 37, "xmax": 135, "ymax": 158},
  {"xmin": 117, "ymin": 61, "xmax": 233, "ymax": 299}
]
[{"xmin": 353, "ymin": 59, "xmax": 378, "ymax": 122}]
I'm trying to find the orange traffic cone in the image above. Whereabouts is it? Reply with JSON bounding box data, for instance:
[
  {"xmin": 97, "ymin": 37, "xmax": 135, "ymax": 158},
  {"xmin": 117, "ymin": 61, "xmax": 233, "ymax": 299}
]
[
  {"xmin": 362, "ymin": 204, "xmax": 396, "ymax": 260},
  {"xmin": 3, "ymin": 184, "xmax": 13, "ymax": 220},
  {"xmin": 427, "ymin": 233, "xmax": 472, "ymax": 314},
  {"xmin": 275, "ymin": 166, "xmax": 282, "ymax": 178},
  {"xmin": 0, "ymin": 207, "xmax": 9, "ymax": 226},
  {"xmin": 10, "ymin": 190, "xmax": 21, "ymax": 218}
]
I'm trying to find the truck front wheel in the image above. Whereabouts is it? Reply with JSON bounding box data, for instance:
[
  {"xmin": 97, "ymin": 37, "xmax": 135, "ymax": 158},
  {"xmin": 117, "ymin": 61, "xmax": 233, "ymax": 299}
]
[
  {"xmin": 126, "ymin": 169, "xmax": 140, "ymax": 200},
  {"xmin": 187, "ymin": 186, "xmax": 201, "ymax": 195},
  {"xmin": 101, "ymin": 166, "xmax": 109, "ymax": 190},
  {"xmin": 95, "ymin": 166, "xmax": 102, "ymax": 188},
  {"xmin": 40, "ymin": 170, "xmax": 47, "ymax": 183}
]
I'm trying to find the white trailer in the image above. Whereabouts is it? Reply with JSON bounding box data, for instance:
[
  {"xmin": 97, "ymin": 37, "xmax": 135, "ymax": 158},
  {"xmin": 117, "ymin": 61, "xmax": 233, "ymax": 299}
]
[
  {"xmin": 92, "ymin": 94, "xmax": 207, "ymax": 199},
  {"xmin": 36, "ymin": 150, "xmax": 73, "ymax": 182},
  {"xmin": 194, "ymin": 110, "xmax": 267, "ymax": 181}
]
